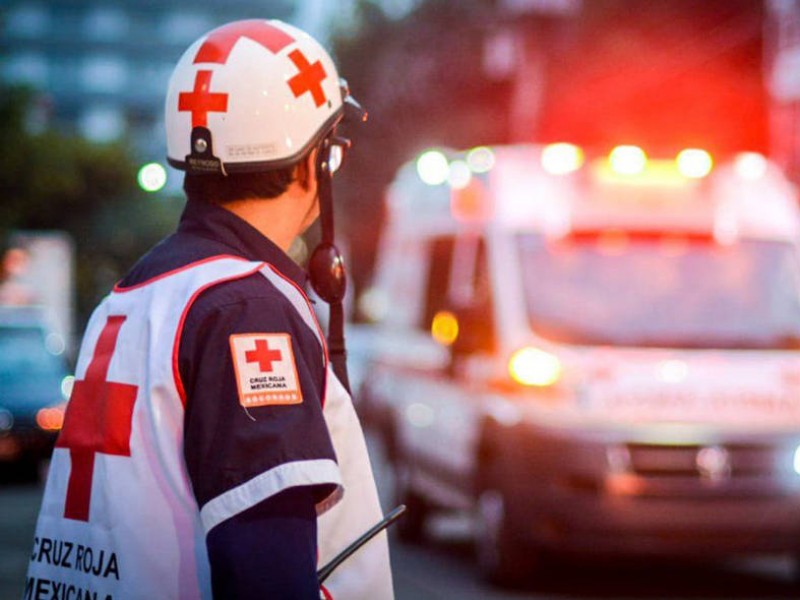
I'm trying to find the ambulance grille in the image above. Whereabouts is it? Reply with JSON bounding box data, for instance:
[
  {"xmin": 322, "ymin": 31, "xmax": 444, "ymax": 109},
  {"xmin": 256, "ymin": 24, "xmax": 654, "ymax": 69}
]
[{"xmin": 614, "ymin": 442, "xmax": 792, "ymax": 498}]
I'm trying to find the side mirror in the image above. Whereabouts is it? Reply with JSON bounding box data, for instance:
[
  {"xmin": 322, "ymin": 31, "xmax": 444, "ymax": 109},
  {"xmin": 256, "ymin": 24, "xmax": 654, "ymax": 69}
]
[{"xmin": 449, "ymin": 303, "xmax": 494, "ymax": 356}]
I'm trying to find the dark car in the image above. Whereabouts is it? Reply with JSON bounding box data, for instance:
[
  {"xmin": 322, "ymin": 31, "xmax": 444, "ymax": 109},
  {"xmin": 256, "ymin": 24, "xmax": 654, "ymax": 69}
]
[{"xmin": 0, "ymin": 307, "xmax": 70, "ymax": 479}]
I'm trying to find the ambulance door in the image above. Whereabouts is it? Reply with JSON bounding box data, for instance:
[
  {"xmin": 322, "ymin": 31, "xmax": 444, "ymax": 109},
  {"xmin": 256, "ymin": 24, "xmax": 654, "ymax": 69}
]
[
  {"xmin": 396, "ymin": 234, "xmax": 457, "ymax": 476},
  {"xmin": 408, "ymin": 232, "xmax": 495, "ymax": 503}
]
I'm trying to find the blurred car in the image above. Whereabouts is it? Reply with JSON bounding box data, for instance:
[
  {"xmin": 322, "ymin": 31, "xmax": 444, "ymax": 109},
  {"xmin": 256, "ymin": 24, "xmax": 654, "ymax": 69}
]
[
  {"xmin": 360, "ymin": 144, "xmax": 800, "ymax": 585},
  {"xmin": 0, "ymin": 306, "xmax": 70, "ymax": 478}
]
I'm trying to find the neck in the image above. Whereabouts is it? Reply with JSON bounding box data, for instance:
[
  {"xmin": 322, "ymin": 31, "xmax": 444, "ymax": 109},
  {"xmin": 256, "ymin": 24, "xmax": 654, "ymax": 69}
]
[{"xmin": 221, "ymin": 184, "xmax": 317, "ymax": 252}]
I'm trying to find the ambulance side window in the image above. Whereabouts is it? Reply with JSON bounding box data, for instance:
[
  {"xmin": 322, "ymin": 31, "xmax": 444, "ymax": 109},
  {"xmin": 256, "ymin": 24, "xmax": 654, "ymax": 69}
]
[
  {"xmin": 420, "ymin": 236, "xmax": 455, "ymax": 333},
  {"xmin": 451, "ymin": 236, "xmax": 495, "ymax": 354}
]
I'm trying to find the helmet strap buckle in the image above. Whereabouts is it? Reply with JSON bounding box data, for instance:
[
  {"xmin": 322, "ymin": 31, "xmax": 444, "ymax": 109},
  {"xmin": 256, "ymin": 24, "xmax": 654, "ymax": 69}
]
[{"xmin": 185, "ymin": 127, "xmax": 227, "ymax": 175}]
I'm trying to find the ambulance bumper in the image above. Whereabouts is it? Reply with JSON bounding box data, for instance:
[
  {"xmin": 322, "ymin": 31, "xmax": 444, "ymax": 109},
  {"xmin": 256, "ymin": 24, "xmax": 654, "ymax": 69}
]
[{"xmin": 500, "ymin": 423, "xmax": 800, "ymax": 557}]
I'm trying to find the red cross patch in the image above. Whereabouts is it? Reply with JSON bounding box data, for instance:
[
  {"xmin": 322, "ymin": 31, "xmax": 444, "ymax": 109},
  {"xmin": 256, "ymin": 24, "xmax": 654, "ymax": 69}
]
[{"xmin": 229, "ymin": 333, "xmax": 303, "ymax": 407}]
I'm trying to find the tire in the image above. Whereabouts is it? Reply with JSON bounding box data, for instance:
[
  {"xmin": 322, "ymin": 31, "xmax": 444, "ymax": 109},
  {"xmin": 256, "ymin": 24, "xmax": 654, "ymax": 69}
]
[
  {"xmin": 789, "ymin": 554, "xmax": 800, "ymax": 587},
  {"xmin": 475, "ymin": 489, "xmax": 538, "ymax": 587},
  {"xmin": 393, "ymin": 457, "xmax": 430, "ymax": 544}
]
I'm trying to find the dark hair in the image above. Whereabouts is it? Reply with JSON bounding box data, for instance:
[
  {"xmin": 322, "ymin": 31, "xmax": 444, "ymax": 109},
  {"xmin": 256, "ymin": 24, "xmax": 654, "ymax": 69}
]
[{"xmin": 183, "ymin": 152, "xmax": 313, "ymax": 205}]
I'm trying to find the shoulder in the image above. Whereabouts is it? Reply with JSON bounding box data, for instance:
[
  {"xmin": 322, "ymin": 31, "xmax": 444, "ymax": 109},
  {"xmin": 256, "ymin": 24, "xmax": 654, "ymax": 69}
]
[
  {"xmin": 185, "ymin": 270, "xmax": 313, "ymax": 334},
  {"xmin": 177, "ymin": 267, "xmax": 326, "ymax": 412},
  {"xmin": 119, "ymin": 231, "xmax": 241, "ymax": 288},
  {"xmin": 179, "ymin": 268, "xmax": 325, "ymax": 376}
]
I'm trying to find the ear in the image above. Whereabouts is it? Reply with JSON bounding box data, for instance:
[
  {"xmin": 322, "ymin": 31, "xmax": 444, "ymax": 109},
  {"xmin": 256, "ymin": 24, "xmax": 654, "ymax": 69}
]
[
  {"xmin": 306, "ymin": 148, "xmax": 319, "ymax": 184},
  {"xmin": 295, "ymin": 149, "xmax": 318, "ymax": 191}
]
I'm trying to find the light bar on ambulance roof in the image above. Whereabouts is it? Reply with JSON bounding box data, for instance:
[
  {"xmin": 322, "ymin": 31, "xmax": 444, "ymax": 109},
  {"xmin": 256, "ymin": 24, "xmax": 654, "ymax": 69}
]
[
  {"xmin": 416, "ymin": 150, "xmax": 450, "ymax": 186},
  {"xmin": 734, "ymin": 152, "xmax": 768, "ymax": 181},
  {"xmin": 608, "ymin": 145, "xmax": 647, "ymax": 175},
  {"xmin": 447, "ymin": 160, "xmax": 472, "ymax": 189},
  {"xmin": 541, "ymin": 143, "xmax": 584, "ymax": 175},
  {"xmin": 466, "ymin": 146, "xmax": 495, "ymax": 173},
  {"xmin": 676, "ymin": 149, "xmax": 713, "ymax": 179}
]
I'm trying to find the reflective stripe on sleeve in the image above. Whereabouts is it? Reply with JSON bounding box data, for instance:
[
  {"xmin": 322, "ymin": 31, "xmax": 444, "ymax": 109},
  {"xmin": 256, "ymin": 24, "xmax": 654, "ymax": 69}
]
[{"xmin": 200, "ymin": 458, "xmax": 342, "ymax": 533}]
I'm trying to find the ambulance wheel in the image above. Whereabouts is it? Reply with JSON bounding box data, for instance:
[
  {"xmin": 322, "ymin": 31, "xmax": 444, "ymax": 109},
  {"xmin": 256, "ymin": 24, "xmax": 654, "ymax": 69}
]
[
  {"xmin": 393, "ymin": 458, "xmax": 429, "ymax": 544},
  {"xmin": 475, "ymin": 489, "xmax": 536, "ymax": 587},
  {"xmin": 789, "ymin": 554, "xmax": 800, "ymax": 587}
]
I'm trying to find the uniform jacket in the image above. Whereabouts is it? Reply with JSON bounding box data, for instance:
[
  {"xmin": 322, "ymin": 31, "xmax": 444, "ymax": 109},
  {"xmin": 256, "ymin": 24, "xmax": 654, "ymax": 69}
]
[{"xmin": 26, "ymin": 200, "xmax": 392, "ymax": 599}]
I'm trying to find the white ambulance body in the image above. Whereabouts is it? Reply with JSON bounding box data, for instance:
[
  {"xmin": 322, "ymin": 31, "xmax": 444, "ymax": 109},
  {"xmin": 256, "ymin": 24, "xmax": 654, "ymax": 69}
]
[{"xmin": 360, "ymin": 143, "xmax": 800, "ymax": 583}]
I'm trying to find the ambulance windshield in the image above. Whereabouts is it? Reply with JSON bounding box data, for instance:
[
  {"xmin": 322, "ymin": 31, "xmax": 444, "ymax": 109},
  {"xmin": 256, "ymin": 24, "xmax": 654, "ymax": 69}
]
[{"xmin": 518, "ymin": 232, "xmax": 800, "ymax": 349}]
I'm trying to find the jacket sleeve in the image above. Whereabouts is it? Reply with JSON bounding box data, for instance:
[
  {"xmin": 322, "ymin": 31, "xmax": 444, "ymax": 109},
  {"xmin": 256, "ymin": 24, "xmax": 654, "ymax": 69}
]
[
  {"xmin": 178, "ymin": 274, "xmax": 340, "ymax": 529},
  {"xmin": 206, "ymin": 486, "xmax": 320, "ymax": 599}
]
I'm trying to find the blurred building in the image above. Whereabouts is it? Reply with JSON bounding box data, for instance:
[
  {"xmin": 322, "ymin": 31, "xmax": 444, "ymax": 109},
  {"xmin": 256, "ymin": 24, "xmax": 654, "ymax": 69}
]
[
  {"xmin": 0, "ymin": 0, "xmax": 413, "ymax": 169},
  {"xmin": 489, "ymin": 0, "xmax": 582, "ymax": 142},
  {"xmin": 766, "ymin": 0, "xmax": 800, "ymax": 181}
]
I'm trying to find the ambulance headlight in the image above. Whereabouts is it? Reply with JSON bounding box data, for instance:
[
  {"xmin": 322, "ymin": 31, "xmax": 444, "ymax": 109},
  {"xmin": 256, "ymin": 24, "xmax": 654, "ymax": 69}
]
[
  {"xmin": 416, "ymin": 150, "xmax": 450, "ymax": 186},
  {"xmin": 508, "ymin": 347, "xmax": 562, "ymax": 387}
]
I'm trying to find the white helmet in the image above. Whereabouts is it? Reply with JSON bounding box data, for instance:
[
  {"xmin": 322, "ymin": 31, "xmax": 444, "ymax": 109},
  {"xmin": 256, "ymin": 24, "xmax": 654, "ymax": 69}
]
[{"xmin": 165, "ymin": 19, "xmax": 362, "ymax": 174}]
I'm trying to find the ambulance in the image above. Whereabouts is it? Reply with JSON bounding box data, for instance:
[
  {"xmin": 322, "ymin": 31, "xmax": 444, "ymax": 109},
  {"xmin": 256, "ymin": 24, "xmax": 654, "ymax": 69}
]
[{"xmin": 358, "ymin": 142, "xmax": 800, "ymax": 584}]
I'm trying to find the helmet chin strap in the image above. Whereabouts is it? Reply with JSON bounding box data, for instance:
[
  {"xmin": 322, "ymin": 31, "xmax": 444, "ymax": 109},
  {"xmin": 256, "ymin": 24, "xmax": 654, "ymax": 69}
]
[{"xmin": 309, "ymin": 136, "xmax": 351, "ymax": 394}]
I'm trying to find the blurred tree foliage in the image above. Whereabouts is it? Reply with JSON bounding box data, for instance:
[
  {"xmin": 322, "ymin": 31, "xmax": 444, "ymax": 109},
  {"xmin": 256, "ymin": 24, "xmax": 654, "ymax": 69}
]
[
  {"xmin": 331, "ymin": 0, "xmax": 511, "ymax": 302},
  {"xmin": 0, "ymin": 85, "xmax": 181, "ymax": 325}
]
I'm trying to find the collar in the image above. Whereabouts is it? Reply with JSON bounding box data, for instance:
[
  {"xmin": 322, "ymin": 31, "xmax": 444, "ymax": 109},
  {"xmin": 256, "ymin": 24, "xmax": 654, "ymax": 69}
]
[{"xmin": 177, "ymin": 199, "xmax": 308, "ymax": 288}]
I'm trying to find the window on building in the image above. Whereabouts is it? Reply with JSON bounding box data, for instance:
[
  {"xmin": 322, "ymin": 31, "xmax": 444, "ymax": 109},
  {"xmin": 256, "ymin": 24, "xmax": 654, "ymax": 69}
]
[
  {"xmin": 3, "ymin": 53, "xmax": 48, "ymax": 87},
  {"xmin": 6, "ymin": 3, "xmax": 50, "ymax": 38},
  {"xmin": 84, "ymin": 7, "xmax": 129, "ymax": 40},
  {"xmin": 82, "ymin": 56, "xmax": 127, "ymax": 93},
  {"xmin": 133, "ymin": 63, "xmax": 174, "ymax": 97},
  {"xmin": 160, "ymin": 12, "xmax": 212, "ymax": 44},
  {"xmin": 80, "ymin": 106, "xmax": 125, "ymax": 142}
]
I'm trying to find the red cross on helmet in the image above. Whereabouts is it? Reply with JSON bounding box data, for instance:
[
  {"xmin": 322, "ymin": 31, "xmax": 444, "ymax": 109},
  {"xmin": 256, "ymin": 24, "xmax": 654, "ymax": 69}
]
[{"xmin": 165, "ymin": 19, "xmax": 364, "ymax": 174}]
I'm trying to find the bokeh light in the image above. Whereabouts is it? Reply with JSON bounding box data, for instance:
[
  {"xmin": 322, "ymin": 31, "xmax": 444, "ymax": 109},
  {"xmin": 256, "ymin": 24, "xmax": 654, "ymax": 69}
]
[{"xmin": 137, "ymin": 162, "xmax": 168, "ymax": 193}]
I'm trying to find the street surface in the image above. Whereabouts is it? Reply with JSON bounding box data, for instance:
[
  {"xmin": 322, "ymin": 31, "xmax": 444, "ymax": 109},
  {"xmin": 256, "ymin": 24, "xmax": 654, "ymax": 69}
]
[{"xmin": 2, "ymin": 438, "xmax": 800, "ymax": 599}]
